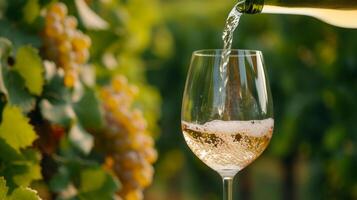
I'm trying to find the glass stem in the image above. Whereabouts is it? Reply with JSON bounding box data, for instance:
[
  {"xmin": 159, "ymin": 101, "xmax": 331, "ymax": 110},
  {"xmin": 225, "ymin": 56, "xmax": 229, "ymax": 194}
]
[{"xmin": 223, "ymin": 176, "xmax": 234, "ymax": 200}]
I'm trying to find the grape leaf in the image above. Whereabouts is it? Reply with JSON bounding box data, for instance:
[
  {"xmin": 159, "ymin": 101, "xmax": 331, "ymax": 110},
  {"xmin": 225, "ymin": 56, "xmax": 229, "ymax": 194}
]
[
  {"xmin": 0, "ymin": 138, "xmax": 22, "ymax": 162},
  {"xmin": 0, "ymin": 38, "xmax": 35, "ymax": 112},
  {"xmin": 13, "ymin": 149, "xmax": 42, "ymax": 187},
  {"xmin": 73, "ymin": 87, "xmax": 104, "ymax": 130},
  {"xmin": 40, "ymin": 100, "xmax": 75, "ymax": 127},
  {"xmin": 42, "ymin": 71, "xmax": 72, "ymax": 104},
  {"xmin": 0, "ymin": 139, "xmax": 34, "ymax": 191},
  {"xmin": 14, "ymin": 46, "xmax": 44, "ymax": 95},
  {"xmin": 0, "ymin": 105, "xmax": 37, "ymax": 152},
  {"xmin": 78, "ymin": 167, "xmax": 120, "ymax": 200},
  {"xmin": 79, "ymin": 168, "xmax": 106, "ymax": 193},
  {"xmin": 23, "ymin": 0, "xmax": 40, "ymax": 24},
  {"xmin": 69, "ymin": 123, "xmax": 93, "ymax": 155},
  {"xmin": 13, "ymin": 165, "xmax": 41, "ymax": 187},
  {"xmin": 0, "ymin": 20, "xmax": 41, "ymax": 49},
  {"xmin": 2, "ymin": 69, "xmax": 36, "ymax": 113},
  {"xmin": 0, "ymin": 178, "xmax": 41, "ymax": 200},
  {"xmin": 86, "ymin": 32, "xmax": 116, "ymax": 59},
  {"xmin": 5, "ymin": 0, "xmax": 25, "ymax": 21},
  {"xmin": 0, "ymin": 177, "xmax": 8, "ymax": 199},
  {"xmin": 9, "ymin": 187, "xmax": 41, "ymax": 200},
  {"xmin": 49, "ymin": 167, "xmax": 70, "ymax": 193}
]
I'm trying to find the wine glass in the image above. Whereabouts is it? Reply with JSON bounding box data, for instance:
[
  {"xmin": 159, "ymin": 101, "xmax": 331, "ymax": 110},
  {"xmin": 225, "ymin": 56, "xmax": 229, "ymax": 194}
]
[{"xmin": 181, "ymin": 49, "xmax": 274, "ymax": 200}]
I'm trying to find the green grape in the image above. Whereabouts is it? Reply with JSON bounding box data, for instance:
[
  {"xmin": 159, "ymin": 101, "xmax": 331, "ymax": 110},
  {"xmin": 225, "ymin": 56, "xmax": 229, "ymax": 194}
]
[
  {"xmin": 141, "ymin": 147, "xmax": 157, "ymax": 164},
  {"xmin": 72, "ymin": 34, "xmax": 91, "ymax": 51},
  {"xmin": 74, "ymin": 49, "xmax": 89, "ymax": 64},
  {"xmin": 42, "ymin": 2, "xmax": 91, "ymax": 87},
  {"xmin": 45, "ymin": 22, "xmax": 63, "ymax": 37},
  {"xmin": 123, "ymin": 189, "xmax": 143, "ymax": 200},
  {"xmin": 58, "ymin": 41, "xmax": 72, "ymax": 54},
  {"xmin": 114, "ymin": 194, "xmax": 124, "ymax": 200},
  {"xmin": 62, "ymin": 29, "xmax": 76, "ymax": 41},
  {"xmin": 133, "ymin": 164, "xmax": 153, "ymax": 188},
  {"xmin": 99, "ymin": 76, "xmax": 158, "ymax": 199},
  {"xmin": 64, "ymin": 69, "xmax": 77, "ymax": 87},
  {"xmin": 64, "ymin": 16, "xmax": 78, "ymax": 29},
  {"xmin": 116, "ymin": 151, "xmax": 144, "ymax": 169},
  {"xmin": 48, "ymin": 2, "xmax": 67, "ymax": 19},
  {"xmin": 118, "ymin": 171, "xmax": 140, "ymax": 190},
  {"xmin": 45, "ymin": 13, "xmax": 60, "ymax": 26}
]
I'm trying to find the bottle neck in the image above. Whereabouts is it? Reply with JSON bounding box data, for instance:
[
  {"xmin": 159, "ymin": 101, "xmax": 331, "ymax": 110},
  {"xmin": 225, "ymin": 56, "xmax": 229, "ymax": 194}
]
[
  {"xmin": 237, "ymin": 0, "xmax": 264, "ymax": 14},
  {"xmin": 240, "ymin": 0, "xmax": 357, "ymax": 12}
]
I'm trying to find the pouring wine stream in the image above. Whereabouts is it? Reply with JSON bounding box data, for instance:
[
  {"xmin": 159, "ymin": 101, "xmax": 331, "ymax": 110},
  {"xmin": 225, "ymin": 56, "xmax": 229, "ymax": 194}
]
[{"xmin": 218, "ymin": 0, "xmax": 245, "ymax": 117}]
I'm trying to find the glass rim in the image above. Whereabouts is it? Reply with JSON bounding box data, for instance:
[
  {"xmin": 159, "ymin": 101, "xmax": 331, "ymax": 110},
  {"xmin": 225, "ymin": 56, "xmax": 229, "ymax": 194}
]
[{"xmin": 193, "ymin": 49, "xmax": 262, "ymax": 57}]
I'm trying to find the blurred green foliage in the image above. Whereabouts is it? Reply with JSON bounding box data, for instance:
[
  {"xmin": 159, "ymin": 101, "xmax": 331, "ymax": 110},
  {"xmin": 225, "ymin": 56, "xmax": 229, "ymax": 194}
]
[
  {"xmin": 146, "ymin": 0, "xmax": 357, "ymax": 199},
  {"xmin": 0, "ymin": 0, "xmax": 168, "ymax": 199},
  {"xmin": 0, "ymin": 0, "xmax": 356, "ymax": 199}
]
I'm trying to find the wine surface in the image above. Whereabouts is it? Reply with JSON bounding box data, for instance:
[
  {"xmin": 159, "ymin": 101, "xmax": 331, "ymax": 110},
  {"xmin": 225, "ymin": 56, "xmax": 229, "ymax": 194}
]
[{"xmin": 182, "ymin": 119, "xmax": 274, "ymax": 176}]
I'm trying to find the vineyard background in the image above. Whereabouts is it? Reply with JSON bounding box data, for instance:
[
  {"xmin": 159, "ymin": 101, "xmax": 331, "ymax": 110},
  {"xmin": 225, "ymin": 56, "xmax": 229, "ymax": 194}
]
[{"xmin": 0, "ymin": 0, "xmax": 357, "ymax": 199}]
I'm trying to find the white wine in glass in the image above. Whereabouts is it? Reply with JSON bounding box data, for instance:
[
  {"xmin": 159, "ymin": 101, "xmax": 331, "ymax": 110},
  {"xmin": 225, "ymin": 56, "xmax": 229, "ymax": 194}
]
[{"xmin": 181, "ymin": 49, "xmax": 274, "ymax": 200}]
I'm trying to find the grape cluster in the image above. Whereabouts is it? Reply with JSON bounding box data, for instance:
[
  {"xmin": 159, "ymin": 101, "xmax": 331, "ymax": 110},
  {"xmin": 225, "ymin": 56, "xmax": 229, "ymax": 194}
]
[
  {"xmin": 42, "ymin": 2, "xmax": 91, "ymax": 87},
  {"xmin": 100, "ymin": 76, "xmax": 158, "ymax": 200}
]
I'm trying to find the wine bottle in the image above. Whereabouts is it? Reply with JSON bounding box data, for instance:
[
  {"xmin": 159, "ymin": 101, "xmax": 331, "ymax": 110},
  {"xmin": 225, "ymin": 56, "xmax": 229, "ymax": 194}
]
[{"xmin": 237, "ymin": 0, "xmax": 357, "ymax": 28}]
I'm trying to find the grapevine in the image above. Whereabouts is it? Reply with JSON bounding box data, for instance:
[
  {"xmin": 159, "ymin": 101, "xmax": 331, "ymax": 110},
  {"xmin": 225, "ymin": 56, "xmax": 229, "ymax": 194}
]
[
  {"xmin": 100, "ymin": 75, "xmax": 158, "ymax": 200},
  {"xmin": 42, "ymin": 2, "xmax": 91, "ymax": 87},
  {"xmin": 1, "ymin": 0, "xmax": 164, "ymax": 198}
]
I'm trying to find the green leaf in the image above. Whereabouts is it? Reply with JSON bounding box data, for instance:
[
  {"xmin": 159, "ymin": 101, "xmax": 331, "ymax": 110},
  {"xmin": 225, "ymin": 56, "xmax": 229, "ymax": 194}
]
[
  {"xmin": 0, "ymin": 39, "xmax": 36, "ymax": 113},
  {"xmin": 9, "ymin": 187, "xmax": 41, "ymax": 200},
  {"xmin": 14, "ymin": 46, "xmax": 44, "ymax": 95},
  {"xmin": 0, "ymin": 177, "xmax": 9, "ymax": 199},
  {"xmin": 0, "ymin": 138, "xmax": 22, "ymax": 162},
  {"xmin": 69, "ymin": 123, "xmax": 93, "ymax": 155},
  {"xmin": 73, "ymin": 87, "xmax": 104, "ymax": 130},
  {"xmin": 2, "ymin": 69, "xmax": 35, "ymax": 113},
  {"xmin": 0, "ymin": 141, "xmax": 41, "ymax": 191},
  {"xmin": 13, "ymin": 165, "xmax": 41, "ymax": 187},
  {"xmin": 0, "ymin": 21, "xmax": 41, "ymax": 49},
  {"xmin": 42, "ymin": 72, "xmax": 71, "ymax": 104},
  {"xmin": 49, "ymin": 167, "xmax": 70, "ymax": 193},
  {"xmin": 40, "ymin": 100, "xmax": 75, "ymax": 127},
  {"xmin": 78, "ymin": 167, "xmax": 120, "ymax": 200},
  {"xmin": 38, "ymin": 0, "xmax": 52, "ymax": 7},
  {"xmin": 80, "ymin": 168, "xmax": 106, "ymax": 193},
  {"xmin": 13, "ymin": 149, "xmax": 42, "ymax": 187},
  {"xmin": 23, "ymin": 0, "xmax": 40, "ymax": 24},
  {"xmin": 0, "ymin": 177, "xmax": 41, "ymax": 200},
  {"xmin": 87, "ymin": 32, "xmax": 116, "ymax": 59},
  {"xmin": 0, "ymin": 105, "xmax": 37, "ymax": 152}
]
